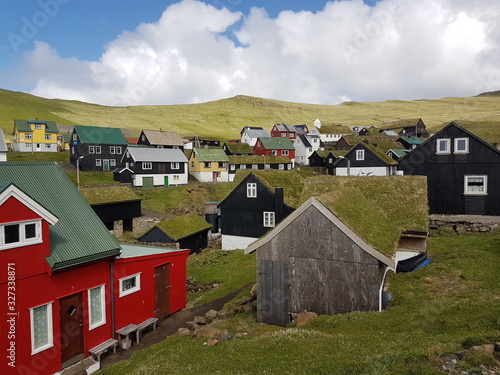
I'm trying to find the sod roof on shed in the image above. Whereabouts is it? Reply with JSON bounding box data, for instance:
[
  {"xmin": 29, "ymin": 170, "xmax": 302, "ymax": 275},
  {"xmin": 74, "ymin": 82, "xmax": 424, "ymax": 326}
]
[
  {"xmin": 80, "ymin": 186, "xmax": 141, "ymax": 205},
  {"xmin": 0, "ymin": 162, "xmax": 121, "ymax": 270},
  {"xmin": 155, "ymin": 213, "xmax": 212, "ymax": 240}
]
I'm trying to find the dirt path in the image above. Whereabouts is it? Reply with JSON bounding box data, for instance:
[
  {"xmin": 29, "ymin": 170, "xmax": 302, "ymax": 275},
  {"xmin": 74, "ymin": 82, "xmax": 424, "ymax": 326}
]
[{"xmin": 100, "ymin": 287, "xmax": 246, "ymax": 370}]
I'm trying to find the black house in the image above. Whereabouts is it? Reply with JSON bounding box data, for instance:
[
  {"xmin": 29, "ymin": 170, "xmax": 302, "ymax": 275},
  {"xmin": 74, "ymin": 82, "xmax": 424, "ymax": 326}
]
[
  {"xmin": 218, "ymin": 172, "xmax": 295, "ymax": 250},
  {"xmin": 70, "ymin": 125, "xmax": 128, "ymax": 172},
  {"xmin": 398, "ymin": 122, "xmax": 500, "ymax": 215}
]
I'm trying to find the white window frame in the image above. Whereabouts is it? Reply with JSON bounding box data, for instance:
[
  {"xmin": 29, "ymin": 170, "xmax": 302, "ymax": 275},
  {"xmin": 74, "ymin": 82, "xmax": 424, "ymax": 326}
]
[
  {"xmin": 110, "ymin": 146, "xmax": 116, "ymax": 154},
  {"xmin": 230, "ymin": 164, "xmax": 236, "ymax": 171},
  {"xmin": 356, "ymin": 149, "xmax": 365, "ymax": 160},
  {"xmin": 204, "ymin": 162, "xmax": 212, "ymax": 169},
  {"xmin": 171, "ymin": 162, "xmax": 180, "ymax": 169},
  {"xmin": 279, "ymin": 164, "xmax": 284, "ymax": 170},
  {"xmin": 116, "ymin": 146, "xmax": 122, "ymax": 154},
  {"xmin": 252, "ymin": 164, "xmax": 258, "ymax": 169},
  {"xmin": 89, "ymin": 145, "xmax": 95, "ymax": 154},
  {"xmin": 95, "ymin": 146, "xmax": 102, "ymax": 154},
  {"xmin": 96, "ymin": 159, "xmax": 102, "ymax": 167},
  {"xmin": 119, "ymin": 273, "xmax": 141, "ymax": 298},
  {"xmin": 247, "ymin": 183, "xmax": 257, "ymax": 198},
  {"xmin": 44, "ymin": 134, "xmax": 51, "ymax": 141},
  {"xmin": 454, "ymin": 137, "xmax": 469, "ymax": 154},
  {"xmin": 0, "ymin": 220, "xmax": 42, "ymax": 250},
  {"xmin": 110, "ymin": 159, "xmax": 116, "ymax": 167},
  {"xmin": 88, "ymin": 285, "xmax": 106, "ymax": 330},
  {"xmin": 30, "ymin": 302, "xmax": 53, "ymax": 355},
  {"xmin": 282, "ymin": 150, "xmax": 289, "ymax": 156},
  {"xmin": 263, "ymin": 212, "xmax": 275, "ymax": 228},
  {"xmin": 240, "ymin": 164, "xmax": 246, "ymax": 170},
  {"xmin": 142, "ymin": 162, "xmax": 152, "ymax": 170},
  {"xmin": 436, "ymin": 138, "xmax": 451, "ymax": 154},
  {"xmin": 464, "ymin": 175, "xmax": 487, "ymax": 195},
  {"xmin": 25, "ymin": 133, "xmax": 32, "ymax": 140}
]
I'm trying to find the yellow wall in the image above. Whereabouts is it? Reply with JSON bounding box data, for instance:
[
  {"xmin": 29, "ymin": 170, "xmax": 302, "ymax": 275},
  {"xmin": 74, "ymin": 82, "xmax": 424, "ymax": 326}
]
[
  {"xmin": 188, "ymin": 153, "xmax": 227, "ymax": 172},
  {"xmin": 16, "ymin": 123, "xmax": 56, "ymax": 144}
]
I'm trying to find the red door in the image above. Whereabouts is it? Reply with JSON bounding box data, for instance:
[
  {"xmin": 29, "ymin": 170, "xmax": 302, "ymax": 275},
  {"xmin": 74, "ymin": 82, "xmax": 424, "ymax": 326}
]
[
  {"xmin": 154, "ymin": 264, "xmax": 171, "ymax": 320},
  {"xmin": 59, "ymin": 293, "xmax": 84, "ymax": 367}
]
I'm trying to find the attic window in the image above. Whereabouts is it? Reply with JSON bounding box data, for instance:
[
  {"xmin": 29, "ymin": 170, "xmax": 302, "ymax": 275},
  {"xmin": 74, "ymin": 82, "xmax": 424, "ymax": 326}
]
[
  {"xmin": 454, "ymin": 138, "xmax": 469, "ymax": 154},
  {"xmin": 436, "ymin": 138, "xmax": 451, "ymax": 154},
  {"xmin": 0, "ymin": 220, "xmax": 42, "ymax": 250},
  {"xmin": 356, "ymin": 149, "xmax": 365, "ymax": 160},
  {"xmin": 247, "ymin": 183, "xmax": 257, "ymax": 198}
]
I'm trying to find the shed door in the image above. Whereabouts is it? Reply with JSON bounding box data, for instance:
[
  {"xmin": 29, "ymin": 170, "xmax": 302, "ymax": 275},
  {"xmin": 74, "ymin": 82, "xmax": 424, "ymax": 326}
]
[
  {"xmin": 257, "ymin": 260, "xmax": 289, "ymax": 326},
  {"xmin": 60, "ymin": 293, "xmax": 84, "ymax": 367},
  {"xmin": 143, "ymin": 177, "xmax": 154, "ymax": 188},
  {"xmin": 154, "ymin": 263, "xmax": 171, "ymax": 320},
  {"xmin": 164, "ymin": 176, "xmax": 169, "ymax": 186},
  {"xmin": 103, "ymin": 160, "xmax": 110, "ymax": 172}
]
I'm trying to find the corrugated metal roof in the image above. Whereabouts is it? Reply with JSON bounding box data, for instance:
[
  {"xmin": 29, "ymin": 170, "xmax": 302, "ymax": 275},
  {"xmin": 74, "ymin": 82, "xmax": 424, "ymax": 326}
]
[
  {"xmin": 0, "ymin": 162, "xmax": 121, "ymax": 270},
  {"xmin": 126, "ymin": 147, "xmax": 188, "ymax": 163},
  {"xmin": 119, "ymin": 244, "xmax": 187, "ymax": 258},
  {"xmin": 75, "ymin": 125, "xmax": 128, "ymax": 145},
  {"xmin": 194, "ymin": 148, "xmax": 229, "ymax": 162},
  {"xmin": 245, "ymin": 128, "xmax": 270, "ymax": 139},
  {"xmin": 141, "ymin": 130, "xmax": 185, "ymax": 146},
  {"xmin": 259, "ymin": 137, "xmax": 294, "ymax": 150}
]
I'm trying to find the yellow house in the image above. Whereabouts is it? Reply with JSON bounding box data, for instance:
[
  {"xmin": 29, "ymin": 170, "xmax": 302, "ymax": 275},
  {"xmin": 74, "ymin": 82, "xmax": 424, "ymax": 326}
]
[
  {"xmin": 188, "ymin": 148, "xmax": 229, "ymax": 182},
  {"xmin": 12, "ymin": 119, "xmax": 59, "ymax": 152}
]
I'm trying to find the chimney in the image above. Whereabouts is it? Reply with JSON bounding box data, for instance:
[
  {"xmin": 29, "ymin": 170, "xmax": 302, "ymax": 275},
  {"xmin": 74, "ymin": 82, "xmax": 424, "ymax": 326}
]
[{"xmin": 274, "ymin": 187, "xmax": 284, "ymax": 223}]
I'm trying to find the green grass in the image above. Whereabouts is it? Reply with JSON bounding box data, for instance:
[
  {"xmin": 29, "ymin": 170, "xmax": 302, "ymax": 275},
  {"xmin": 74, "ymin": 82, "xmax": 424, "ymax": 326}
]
[
  {"xmin": 66, "ymin": 171, "xmax": 119, "ymax": 187},
  {"xmin": 6, "ymin": 151, "xmax": 69, "ymax": 163},
  {"xmin": 2, "ymin": 89, "xmax": 500, "ymax": 143},
  {"xmin": 99, "ymin": 232, "xmax": 500, "ymax": 374}
]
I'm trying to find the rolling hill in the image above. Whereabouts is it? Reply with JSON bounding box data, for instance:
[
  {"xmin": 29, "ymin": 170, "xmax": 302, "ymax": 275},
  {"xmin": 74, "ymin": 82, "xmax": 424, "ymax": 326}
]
[{"xmin": 1, "ymin": 88, "xmax": 500, "ymax": 143}]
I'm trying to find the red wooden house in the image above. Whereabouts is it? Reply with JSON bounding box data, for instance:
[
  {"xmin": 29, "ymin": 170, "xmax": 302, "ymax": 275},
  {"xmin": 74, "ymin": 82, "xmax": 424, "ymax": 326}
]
[
  {"xmin": 253, "ymin": 137, "xmax": 295, "ymax": 162},
  {"xmin": 270, "ymin": 124, "xmax": 308, "ymax": 140},
  {"xmin": 0, "ymin": 162, "xmax": 189, "ymax": 375}
]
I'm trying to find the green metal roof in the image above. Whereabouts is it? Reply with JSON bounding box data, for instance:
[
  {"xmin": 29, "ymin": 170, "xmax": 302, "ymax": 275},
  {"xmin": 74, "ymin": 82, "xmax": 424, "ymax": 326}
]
[
  {"xmin": 14, "ymin": 119, "xmax": 59, "ymax": 133},
  {"xmin": 388, "ymin": 149, "xmax": 410, "ymax": 158},
  {"xmin": 194, "ymin": 148, "xmax": 229, "ymax": 162},
  {"xmin": 258, "ymin": 137, "xmax": 294, "ymax": 150},
  {"xmin": 0, "ymin": 162, "xmax": 121, "ymax": 270},
  {"xmin": 399, "ymin": 137, "xmax": 424, "ymax": 145},
  {"xmin": 74, "ymin": 125, "xmax": 128, "ymax": 145},
  {"xmin": 155, "ymin": 213, "xmax": 212, "ymax": 240}
]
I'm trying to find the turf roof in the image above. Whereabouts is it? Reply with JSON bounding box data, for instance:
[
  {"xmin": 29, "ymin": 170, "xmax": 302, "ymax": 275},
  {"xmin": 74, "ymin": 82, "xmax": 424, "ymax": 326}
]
[
  {"xmin": 79, "ymin": 186, "xmax": 141, "ymax": 205},
  {"xmin": 155, "ymin": 213, "xmax": 212, "ymax": 240},
  {"xmin": 228, "ymin": 155, "xmax": 292, "ymax": 165}
]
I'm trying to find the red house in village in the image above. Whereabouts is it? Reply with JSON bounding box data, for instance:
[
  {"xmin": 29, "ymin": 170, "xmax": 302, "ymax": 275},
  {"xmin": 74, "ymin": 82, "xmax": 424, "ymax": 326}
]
[
  {"xmin": 0, "ymin": 162, "xmax": 189, "ymax": 375},
  {"xmin": 270, "ymin": 124, "xmax": 308, "ymax": 140},
  {"xmin": 252, "ymin": 137, "xmax": 295, "ymax": 163}
]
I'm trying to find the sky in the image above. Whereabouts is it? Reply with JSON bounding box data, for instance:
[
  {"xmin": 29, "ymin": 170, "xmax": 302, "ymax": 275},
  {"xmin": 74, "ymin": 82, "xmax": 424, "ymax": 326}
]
[{"xmin": 0, "ymin": 0, "xmax": 499, "ymax": 107}]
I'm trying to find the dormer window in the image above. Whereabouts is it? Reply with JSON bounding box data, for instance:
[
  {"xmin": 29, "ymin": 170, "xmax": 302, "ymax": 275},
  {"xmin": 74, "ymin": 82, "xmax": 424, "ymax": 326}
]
[{"xmin": 0, "ymin": 220, "xmax": 42, "ymax": 250}]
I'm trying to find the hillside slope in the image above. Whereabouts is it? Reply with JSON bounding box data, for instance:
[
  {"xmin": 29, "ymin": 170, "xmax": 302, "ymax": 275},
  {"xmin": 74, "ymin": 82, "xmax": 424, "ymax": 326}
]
[{"xmin": 1, "ymin": 89, "xmax": 499, "ymax": 143}]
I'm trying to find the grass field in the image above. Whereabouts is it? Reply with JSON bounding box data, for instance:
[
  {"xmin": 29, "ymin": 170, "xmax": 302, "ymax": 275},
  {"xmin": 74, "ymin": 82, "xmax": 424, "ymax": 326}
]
[
  {"xmin": 1, "ymin": 89, "xmax": 500, "ymax": 143},
  {"xmin": 99, "ymin": 232, "xmax": 500, "ymax": 375}
]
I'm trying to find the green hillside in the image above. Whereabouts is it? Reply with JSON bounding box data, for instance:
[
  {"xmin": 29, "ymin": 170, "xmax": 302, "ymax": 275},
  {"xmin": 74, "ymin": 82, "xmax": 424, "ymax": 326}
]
[{"xmin": 1, "ymin": 88, "xmax": 500, "ymax": 143}]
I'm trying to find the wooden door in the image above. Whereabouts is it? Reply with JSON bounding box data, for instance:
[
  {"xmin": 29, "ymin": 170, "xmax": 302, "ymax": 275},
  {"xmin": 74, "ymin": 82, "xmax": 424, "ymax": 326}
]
[
  {"xmin": 164, "ymin": 176, "xmax": 169, "ymax": 186},
  {"xmin": 257, "ymin": 260, "xmax": 289, "ymax": 326},
  {"xmin": 154, "ymin": 264, "xmax": 171, "ymax": 320},
  {"xmin": 59, "ymin": 293, "xmax": 84, "ymax": 367},
  {"xmin": 143, "ymin": 177, "xmax": 154, "ymax": 188},
  {"xmin": 103, "ymin": 160, "xmax": 110, "ymax": 172}
]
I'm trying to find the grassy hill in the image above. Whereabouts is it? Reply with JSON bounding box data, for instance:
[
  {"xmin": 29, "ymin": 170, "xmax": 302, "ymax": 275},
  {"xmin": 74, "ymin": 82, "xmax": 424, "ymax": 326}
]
[{"xmin": 1, "ymin": 88, "xmax": 500, "ymax": 143}]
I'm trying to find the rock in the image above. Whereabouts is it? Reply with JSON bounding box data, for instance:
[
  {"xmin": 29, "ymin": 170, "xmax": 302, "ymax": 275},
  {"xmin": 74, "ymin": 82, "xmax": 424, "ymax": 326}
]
[
  {"xmin": 206, "ymin": 339, "xmax": 219, "ymax": 347},
  {"xmin": 194, "ymin": 327, "xmax": 228, "ymax": 338},
  {"xmin": 296, "ymin": 311, "xmax": 318, "ymax": 327},
  {"xmin": 194, "ymin": 315, "xmax": 207, "ymax": 325},
  {"xmin": 185, "ymin": 321, "xmax": 200, "ymax": 331},
  {"xmin": 177, "ymin": 327, "xmax": 192, "ymax": 337},
  {"xmin": 217, "ymin": 309, "xmax": 235, "ymax": 320},
  {"xmin": 204, "ymin": 309, "xmax": 218, "ymax": 322}
]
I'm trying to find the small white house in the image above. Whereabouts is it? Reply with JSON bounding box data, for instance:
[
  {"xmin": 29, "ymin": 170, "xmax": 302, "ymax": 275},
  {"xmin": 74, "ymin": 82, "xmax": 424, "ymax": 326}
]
[
  {"xmin": 240, "ymin": 127, "xmax": 271, "ymax": 146},
  {"xmin": 294, "ymin": 134, "xmax": 323, "ymax": 165}
]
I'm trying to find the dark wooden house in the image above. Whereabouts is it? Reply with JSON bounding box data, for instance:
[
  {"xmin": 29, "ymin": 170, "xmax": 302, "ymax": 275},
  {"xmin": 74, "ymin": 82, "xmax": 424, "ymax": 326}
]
[
  {"xmin": 218, "ymin": 172, "xmax": 295, "ymax": 250},
  {"xmin": 138, "ymin": 213, "xmax": 212, "ymax": 254},
  {"xmin": 245, "ymin": 176, "xmax": 429, "ymax": 326},
  {"xmin": 70, "ymin": 125, "xmax": 128, "ymax": 172},
  {"xmin": 308, "ymin": 150, "xmax": 338, "ymax": 175},
  {"xmin": 380, "ymin": 118, "xmax": 428, "ymax": 138},
  {"xmin": 398, "ymin": 121, "xmax": 500, "ymax": 215},
  {"xmin": 227, "ymin": 155, "xmax": 293, "ymax": 181},
  {"xmin": 335, "ymin": 142, "xmax": 397, "ymax": 176}
]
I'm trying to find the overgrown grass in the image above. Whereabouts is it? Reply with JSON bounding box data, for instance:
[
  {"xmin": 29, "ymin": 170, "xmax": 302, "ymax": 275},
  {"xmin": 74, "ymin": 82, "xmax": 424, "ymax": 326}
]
[
  {"xmin": 6, "ymin": 151, "xmax": 69, "ymax": 163},
  {"xmin": 99, "ymin": 232, "xmax": 500, "ymax": 374}
]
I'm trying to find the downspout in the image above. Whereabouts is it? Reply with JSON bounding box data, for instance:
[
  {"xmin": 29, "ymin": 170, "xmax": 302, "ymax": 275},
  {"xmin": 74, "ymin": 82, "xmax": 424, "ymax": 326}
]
[
  {"xmin": 379, "ymin": 266, "xmax": 395, "ymax": 312},
  {"xmin": 110, "ymin": 256, "xmax": 116, "ymax": 338}
]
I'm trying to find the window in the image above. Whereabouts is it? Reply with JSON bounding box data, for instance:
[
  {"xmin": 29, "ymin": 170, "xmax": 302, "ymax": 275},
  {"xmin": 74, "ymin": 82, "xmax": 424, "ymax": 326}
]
[
  {"xmin": 281, "ymin": 132, "xmax": 286, "ymax": 137},
  {"xmin": 204, "ymin": 162, "xmax": 211, "ymax": 168},
  {"xmin": 252, "ymin": 164, "xmax": 258, "ymax": 169},
  {"xmin": 89, "ymin": 146, "xmax": 95, "ymax": 154},
  {"xmin": 218, "ymin": 162, "xmax": 225, "ymax": 168},
  {"xmin": 263, "ymin": 212, "xmax": 275, "ymax": 227},
  {"xmin": 282, "ymin": 150, "xmax": 289, "ymax": 156},
  {"xmin": 173, "ymin": 175, "xmax": 179, "ymax": 181},
  {"xmin": 34, "ymin": 124, "xmax": 42, "ymax": 130},
  {"xmin": 356, "ymin": 149, "xmax": 365, "ymax": 160},
  {"xmin": 171, "ymin": 162, "xmax": 179, "ymax": 169},
  {"xmin": 45, "ymin": 144, "xmax": 51, "ymax": 149},
  {"xmin": 44, "ymin": 134, "xmax": 51, "ymax": 140},
  {"xmin": 264, "ymin": 164, "xmax": 270, "ymax": 169},
  {"xmin": 119, "ymin": 274, "xmax": 141, "ymax": 297},
  {"xmin": 116, "ymin": 147, "xmax": 122, "ymax": 154},
  {"xmin": 464, "ymin": 175, "xmax": 487, "ymax": 195},
  {"xmin": 191, "ymin": 161, "xmax": 194, "ymax": 168},
  {"xmin": 436, "ymin": 138, "xmax": 451, "ymax": 154},
  {"xmin": 25, "ymin": 133, "xmax": 32, "ymax": 140},
  {"xmin": 95, "ymin": 146, "xmax": 101, "ymax": 154},
  {"xmin": 110, "ymin": 159, "xmax": 116, "ymax": 167},
  {"xmin": 30, "ymin": 303, "xmax": 53, "ymax": 354},
  {"xmin": 96, "ymin": 159, "xmax": 102, "ymax": 167},
  {"xmin": 110, "ymin": 146, "xmax": 115, "ymax": 154},
  {"xmin": 247, "ymin": 183, "xmax": 257, "ymax": 198},
  {"xmin": 142, "ymin": 162, "xmax": 152, "ymax": 170},
  {"xmin": 230, "ymin": 164, "xmax": 236, "ymax": 171},
  {"xmin": 0, "ymin": 220, "xmax": 41, "ymax": 250},
  {"xmin": 454, "ymin": 138, "xmax": 469, "ymax": 154},
  {"xmin": 73, "ymin": 134, "xmax": 77, "ymax": 141},
  {"xmin": 279, "ymin": 164, "xmax": 284, "ymax": 170},
  {"xmin": 240, "ymin": 164, "xmax": 246, "ymax": 169},
  {"xmin": 328, "ymin": 158, "xmax": 333, "ymax": 163},
  {"xmin": 88, "ymin": 285, "xmax": 105, "ymax": 329}
]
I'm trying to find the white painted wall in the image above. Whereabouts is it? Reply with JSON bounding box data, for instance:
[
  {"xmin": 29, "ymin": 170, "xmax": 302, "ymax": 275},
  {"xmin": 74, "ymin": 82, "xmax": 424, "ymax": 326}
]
[
  {"xmin": 335, "ymin": 166, "xmax": 388, "ymax": 176},
  {"xmin": 190, "ymin": 171, "xmax": 229, "ymax": 182},
  {"xmin": 132, "ymin": 173, "xmax": 188, "ymax": 187}
]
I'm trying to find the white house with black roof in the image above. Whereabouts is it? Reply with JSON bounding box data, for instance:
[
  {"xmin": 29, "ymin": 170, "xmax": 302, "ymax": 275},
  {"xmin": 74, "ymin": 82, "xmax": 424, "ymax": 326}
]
[
  {"xmin": 293, "ymin": 134, "xmax": 323, "ymax": 165},
  {"xmin": 118, "ymin": 147, "xmax": 188, "ymax": 187}
]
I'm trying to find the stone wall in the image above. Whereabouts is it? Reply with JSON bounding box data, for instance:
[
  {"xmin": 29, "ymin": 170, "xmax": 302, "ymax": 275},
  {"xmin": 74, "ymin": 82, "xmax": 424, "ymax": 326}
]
[{"xmin": 430, "ymin": 215, "xmax": 500, "ymax": 236}]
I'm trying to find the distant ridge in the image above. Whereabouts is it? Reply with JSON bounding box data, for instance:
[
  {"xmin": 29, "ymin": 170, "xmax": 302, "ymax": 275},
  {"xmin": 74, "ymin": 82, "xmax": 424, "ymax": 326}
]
[{"xmin": 476, "ymin": 90, "xmax": 500, "ymax": 97}]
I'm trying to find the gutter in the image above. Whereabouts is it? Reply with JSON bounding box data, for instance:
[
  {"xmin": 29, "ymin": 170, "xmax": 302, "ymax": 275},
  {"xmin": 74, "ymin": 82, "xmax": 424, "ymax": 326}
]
[{"xmin": 111, "ymin": 256, "xmax": 116, "ymax": 338}]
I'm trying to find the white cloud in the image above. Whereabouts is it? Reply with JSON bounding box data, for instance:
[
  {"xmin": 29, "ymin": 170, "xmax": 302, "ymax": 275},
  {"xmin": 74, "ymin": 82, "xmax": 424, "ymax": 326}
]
[{"xmin": 22, "ymin": 0, "xmax": 500, "ymax": 105}]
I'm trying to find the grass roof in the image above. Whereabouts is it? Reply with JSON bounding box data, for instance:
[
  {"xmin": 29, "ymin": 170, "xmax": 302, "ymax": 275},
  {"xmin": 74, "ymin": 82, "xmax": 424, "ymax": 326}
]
[
  {"xmin": 299, "ymin": 176, "xmax": 429, "ymax": 257},
  {"xmin": 79, "ymin": 186, "xmax": 141, "ymax": 205},
  {"xmin": 228, "ymin": 155, "xmax": 292, "ymax": 164},
  {"xmin": 317, "ymin": 124, "xmax": 352, "ymax": 134},
  {"xmin": 156, "ymin": 213, "xmax": 212, "ymax": 240},
  {"xmin": 224, "ymin": 142, "xmax": 253, "ymax": 153}
]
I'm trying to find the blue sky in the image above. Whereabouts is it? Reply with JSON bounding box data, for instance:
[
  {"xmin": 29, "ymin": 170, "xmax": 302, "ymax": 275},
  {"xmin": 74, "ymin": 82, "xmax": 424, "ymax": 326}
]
[{"xmin": 0, "ymin": 0, "xmax": 498, "ymax": 106}]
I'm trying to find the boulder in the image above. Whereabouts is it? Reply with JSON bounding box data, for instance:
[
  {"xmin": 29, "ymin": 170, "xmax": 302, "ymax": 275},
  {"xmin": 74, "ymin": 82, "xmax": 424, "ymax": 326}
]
[
  {"xmin": 194, "ymin": 327, "xmax": 228, "ymax": 338},
  {"xmin": 177, "ymin": 327, "xmax": 192, "ymax": 337},
  {"xmin": 185, "ymin": 321, "xmax": 200, "ymax": 331},
  {"xmin": 296, "ymin": 311, "xmax": 318, "ymax": 327},
  {"xmin": 194, "ymin": 316, "xmax": 207, "ymax": 325},
  {"xmin": 204, "ymin": 309, "xmax": 218, "ymax": 322}
]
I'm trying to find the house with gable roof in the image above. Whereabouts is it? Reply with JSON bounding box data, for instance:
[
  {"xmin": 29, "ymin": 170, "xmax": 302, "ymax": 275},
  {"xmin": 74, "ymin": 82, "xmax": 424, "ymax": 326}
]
[
  {"xmin": 12, "ymin": 119, "xmax": 59, "ymax": 152},
  {"xmin": 335, "ymin": 142, "xmax": 398, "ymax": 176},
  {"xmin": 188, "ymin": 148, "xmax": 229, "ymax": 182},
  {"xmin": 398, "ymin": 121, "xmax": 500, "ymax": 215},
  {"xmin": 240, "ymin": 126, "xmax": 270, "ymax": 146},
  {"xmin": 380, "ymin": 118, "xmax": 428, "ymax": 138},
  {"xmin": 0, "ymin": 162, "xmax": 189, "ymax": 374},
  {"xmin": 293, "ymin": 134, "xmax": 323, "ymax": 165},
  {"xmin": 270, "ymin": 123, "xmax": 308, "ymax": 140},
  {"xmin": 253, "ymin": 137, "xmax": 295, "ymax": 163},
  {"xmin": 70, "ymin": 125, "xmax": 128, "ymax": 172},
  {"xmin": 309, "ymin": 123, "xmax": 351, "ymax": 145},
  {"xmin": 117, "ymin": 147, "xmax": 188, "ymax": 187},
  {"xmin": 245, "ymin": 175, "xmax": 429, "ymax": 326},
  {"xmin": 137, "ymin": 130, "xmax": 185, "ymax": 150}
]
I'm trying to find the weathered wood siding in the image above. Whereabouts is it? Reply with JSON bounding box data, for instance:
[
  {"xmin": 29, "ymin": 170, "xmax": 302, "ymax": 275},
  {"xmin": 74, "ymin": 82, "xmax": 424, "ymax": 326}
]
[{"xmin": 257, "ymin": 205, "xmax": 385, "ymax": 325}]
